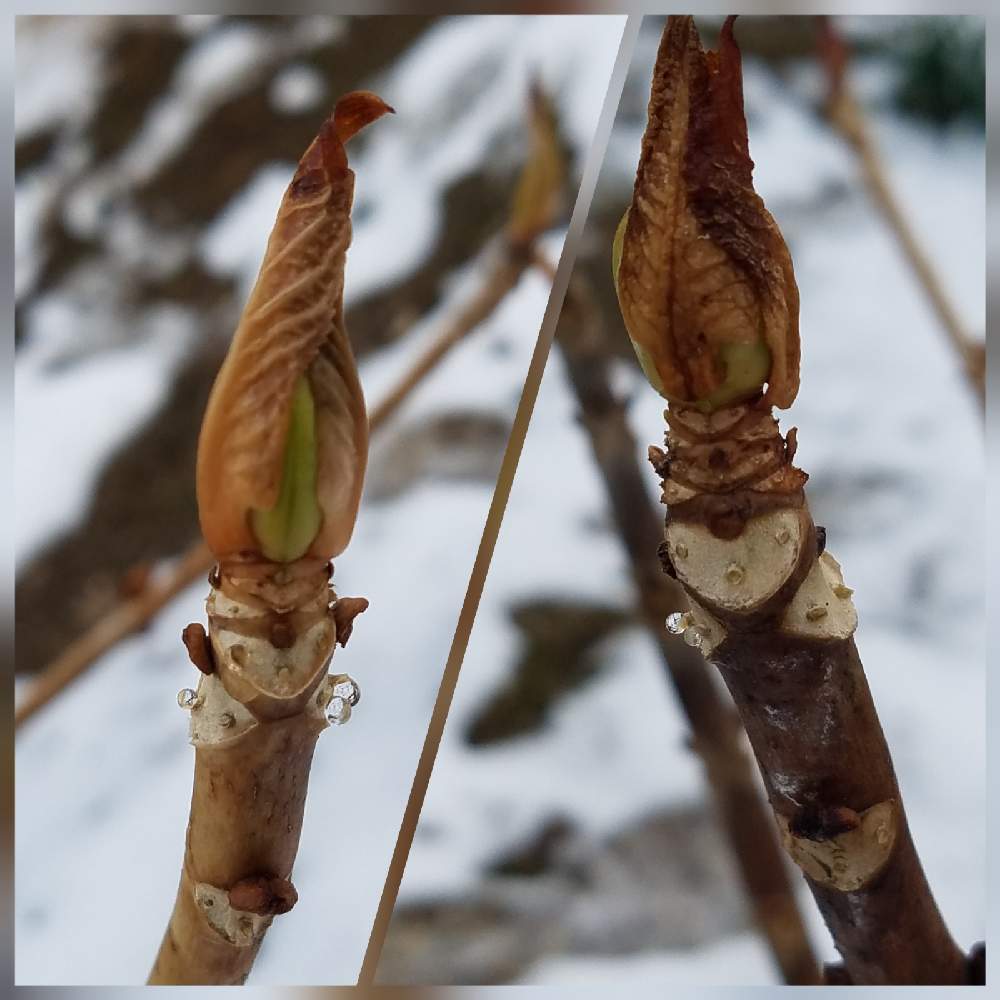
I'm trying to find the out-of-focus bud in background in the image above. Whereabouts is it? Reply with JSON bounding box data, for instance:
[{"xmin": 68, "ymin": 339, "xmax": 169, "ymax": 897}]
[{"xmin": 507, "ymin": 81, "xmax": 567, "ymax": 250}]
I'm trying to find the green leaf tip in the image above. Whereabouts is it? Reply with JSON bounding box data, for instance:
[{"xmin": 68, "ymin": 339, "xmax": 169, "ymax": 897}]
[
  {"xmin": 694, "ymin": 341, "xmax": 772, "ymax": 413},
  {"xmin": 250, "ymin": 375, "xmax": 323, "ymax": 563}
]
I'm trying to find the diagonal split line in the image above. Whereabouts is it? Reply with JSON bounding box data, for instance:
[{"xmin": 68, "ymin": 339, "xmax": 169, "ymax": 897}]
[{"xmin": 357, "ymin": 14, "xmax": 643, "ymax": 986}]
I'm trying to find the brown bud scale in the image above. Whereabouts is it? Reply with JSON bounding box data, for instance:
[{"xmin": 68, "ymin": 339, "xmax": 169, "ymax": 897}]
[
  {"xmin": 617, "ymin": 16, "xmax": 800, "ymax": 408},
  {"xmin": 197, "ymin": 93, "xmax": 393, "ymax": 564}
]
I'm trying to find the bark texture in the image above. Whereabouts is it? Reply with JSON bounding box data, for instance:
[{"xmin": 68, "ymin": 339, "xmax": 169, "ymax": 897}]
[
  {"xmin": 149, "ymin": 715, "xmax": 322, "ymax": 984},
  {"xmin": 653, "ymin": 399, "xmax": 966, "ymax": 984},
  {"xmin": 557, "ymin": 277, "xmax": 819, "ymax": 984},
  {"xmin": 149, "ymin": 562, "xmax": 363, "ymax": 984}
]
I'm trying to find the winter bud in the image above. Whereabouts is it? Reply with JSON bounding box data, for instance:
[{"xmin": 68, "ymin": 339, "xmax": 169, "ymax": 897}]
[
  {"xmin": 197, "ymin": 92, "xmax": 393, "ymax": 563},
  {"xmin": 614, "ymin": 16, "xmax": 800, "ymax": 412}
]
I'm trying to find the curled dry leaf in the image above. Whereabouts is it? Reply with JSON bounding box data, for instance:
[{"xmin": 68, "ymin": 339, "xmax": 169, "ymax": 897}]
[
  {"xmin": 615, "ymin": 16, "xmax": 800, "ymax": 410},
  {"xmin": 197, "ymin": 91, "xmax": 394, "ymax": 564}
]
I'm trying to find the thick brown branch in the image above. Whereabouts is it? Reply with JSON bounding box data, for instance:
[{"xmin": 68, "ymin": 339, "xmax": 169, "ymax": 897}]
[
  {"xmin": 653, "ymin": 402, "xmax": 967, "ymax": 984},
  {"xmin": 557, "ymin": 274, "xmax": 819, "ymax": 985},
  {"xmin": 149, "ymin": 713, "xmax": 323, "ymax": 984},
  {"xmin": 714, "ymin": 631, "xmax": 963, "ymax": 983},
  {"xmin": 628, "ymin": 18, "xmax": 971, "ymax": 982}
]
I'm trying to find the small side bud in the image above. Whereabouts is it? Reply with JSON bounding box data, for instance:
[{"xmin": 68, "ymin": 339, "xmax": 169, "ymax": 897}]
[
  {"xmin": 228, "ymin": 875, "xmax": 298, "ymax": 916},
  {"xmin": 181, "ymin": 622, "xmax": 215, "ymax": 675}
]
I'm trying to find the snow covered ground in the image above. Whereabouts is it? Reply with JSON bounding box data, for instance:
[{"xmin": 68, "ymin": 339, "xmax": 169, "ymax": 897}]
[
  {"xmin": 392, "ymin": 16, "xmax": 986, "ymax": 986},
  {"xmin": 14, "ymin": 15, "xmax": 625, "ymax": 986}
]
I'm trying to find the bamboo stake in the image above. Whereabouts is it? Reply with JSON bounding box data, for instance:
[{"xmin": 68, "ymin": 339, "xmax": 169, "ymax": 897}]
[
  {"xmin": 16, "ymin": 86, "xmax": 565, "ymax": 732},
  {"xmin": 557, "ymin": 274, "xmax": 819, "ymax": 985},
  {"xmin": 818, "ymin": 16, "xmax": 984, "ymax": 410},
  {"xmin": 148, "ymin": 92, "xmax": 391, "ymax": 985},
  {"xmin": 617, "ymin": 18, "xmax": 970, "ymax": 984}
]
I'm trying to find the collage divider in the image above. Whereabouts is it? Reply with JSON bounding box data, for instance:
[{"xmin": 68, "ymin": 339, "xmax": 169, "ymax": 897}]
[{"xmin": 356, "ymin": 15, "xmax": 642, "ymax": 985}]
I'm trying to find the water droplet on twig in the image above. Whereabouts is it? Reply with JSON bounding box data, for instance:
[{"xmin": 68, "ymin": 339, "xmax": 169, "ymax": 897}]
[
  {"xmin": 326, "ymin": 696, "xmax": 352, "ymax": 726},
  {"xmin": 177, "ymin": 688, "xmax": 200, "ymax": 710},
  {"xmin": 665, "ymin": 612, "xmax": 690, "ymax": 635},
  {"xmin": 683, "ymin": 626, "xmax": 706, "ymax": 649},
  {"xmin": 332, "ymin": 675, "xmax": 361, "ymax": 706}
]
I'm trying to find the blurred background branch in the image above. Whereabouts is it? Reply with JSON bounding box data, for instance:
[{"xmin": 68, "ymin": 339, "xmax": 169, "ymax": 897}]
[{"xmin": 818, "ymin": 15, "xmax": 984, "ymax": 410}]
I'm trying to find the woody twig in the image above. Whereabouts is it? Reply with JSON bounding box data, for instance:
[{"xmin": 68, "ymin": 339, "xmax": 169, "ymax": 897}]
[{"xmin": 615, "ymin": 18, "xmax": 972, "ymax": 983}]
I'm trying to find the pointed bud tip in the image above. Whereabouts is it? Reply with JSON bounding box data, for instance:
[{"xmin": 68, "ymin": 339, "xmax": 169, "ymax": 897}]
[
  {"xmin": 294, "ymin": 91, "xmax": 394, "ymax": 190},
  {"xmin": 333, "ymin": 90, "xmax": 395, "ymax": 143}
]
